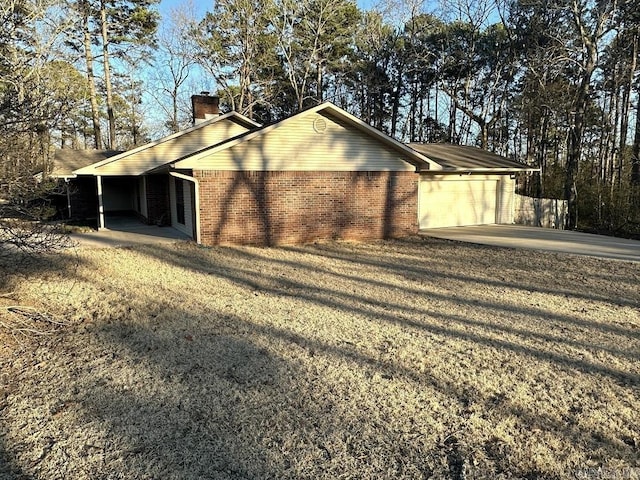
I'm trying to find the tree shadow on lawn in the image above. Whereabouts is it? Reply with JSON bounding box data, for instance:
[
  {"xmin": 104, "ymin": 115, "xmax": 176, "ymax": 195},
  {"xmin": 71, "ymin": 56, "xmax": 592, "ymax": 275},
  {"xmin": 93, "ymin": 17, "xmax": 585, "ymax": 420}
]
[
  {"xmin": 149, "ymin": 242, "xmax": 640, "ymax": 365},
  {"xmin": 75, "ymin": 322, "xmax": 292, "ymax": 479},
  {"xmin": 0, "ymin": 440, "xmax": 33, "ymax": 480},
  {"xmin": 0, "ymin": 245, "xmax": 85, "ymax": 480},
  {"xmin": 282, "ymin": 237, "xmax": 640, "ymax": 310},
  {"xmin": 78, "ymin": 300, "xmax": 636, "ymax": 478},
  {"xmin": 30, "ymin": 308, "xmax": 441, "ymax": 479},
  {"xmin": 122, "ymin": 243, "xmax": 638, "ymax": 467},
  {"xmin": 231, "ymin": 240, "xmax": 640, "ymax": 351},
  {"xmin": 0, "ymin": 246, "xmax": 83, "ymax": 295},
  {"xmin": 3, "ymin": 239, "xmax": 638, "ymax": 478}
]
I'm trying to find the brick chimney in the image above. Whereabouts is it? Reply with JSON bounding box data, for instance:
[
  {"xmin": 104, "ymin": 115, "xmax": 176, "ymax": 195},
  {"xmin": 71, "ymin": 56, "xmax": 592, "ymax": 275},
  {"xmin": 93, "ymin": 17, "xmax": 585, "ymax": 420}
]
[{"xmin": 192, "ymin": 92, "xmax": 220, "ymax": 124}]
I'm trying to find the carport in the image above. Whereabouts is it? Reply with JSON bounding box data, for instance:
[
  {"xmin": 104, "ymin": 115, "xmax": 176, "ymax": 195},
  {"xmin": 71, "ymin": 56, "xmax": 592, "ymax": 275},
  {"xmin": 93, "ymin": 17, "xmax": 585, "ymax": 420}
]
[
  {"xmin": 100, "ymin": 176, "xmax": 137, "ymax": 217},
  {"xmin": 71, "ymin": 215, "xmax": 190, "ymax": 248}
]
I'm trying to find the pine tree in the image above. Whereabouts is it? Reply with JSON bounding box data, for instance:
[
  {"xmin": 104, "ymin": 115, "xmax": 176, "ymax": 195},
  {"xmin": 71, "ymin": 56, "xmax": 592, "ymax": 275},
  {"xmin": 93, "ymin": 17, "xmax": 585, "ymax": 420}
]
[{"xmin": 194, "ymin": 0, "xmax": 278, "ymax": 118}]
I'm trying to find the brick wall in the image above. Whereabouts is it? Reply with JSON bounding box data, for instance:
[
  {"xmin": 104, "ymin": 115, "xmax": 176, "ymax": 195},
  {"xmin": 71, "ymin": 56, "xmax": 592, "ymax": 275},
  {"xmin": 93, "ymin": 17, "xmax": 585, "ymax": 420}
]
[
  {"xmin": 145, "ymin": 175, "xmax": 170, "ymax": 226},
  {"xmin": 67, "ymin": 177, "xmax": 98, "ymax": 220},
  {"xmin": 194, "ymin": 170, "xmax": 418, "ymax": 246}
]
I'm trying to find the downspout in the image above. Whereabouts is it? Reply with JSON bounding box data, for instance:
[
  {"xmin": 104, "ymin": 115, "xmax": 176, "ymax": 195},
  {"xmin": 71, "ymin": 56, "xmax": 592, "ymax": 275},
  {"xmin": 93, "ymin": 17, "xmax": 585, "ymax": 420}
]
[
  {"xmin": 65, "ymin": 178, "xmax": 72, "ymax": 219},
  {"xmin": 97, "ymin": 175, "xmax": 105, "ymax": 230},
  {"xmin": 169, "ymin": 171, "xmax": 201, "ymax": 244}
]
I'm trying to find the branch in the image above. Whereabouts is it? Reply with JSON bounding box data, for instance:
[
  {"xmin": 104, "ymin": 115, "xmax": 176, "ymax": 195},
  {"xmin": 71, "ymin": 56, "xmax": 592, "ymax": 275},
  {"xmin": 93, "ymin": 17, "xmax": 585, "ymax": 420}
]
[{"xmin": 0, "ymin": 306, "xmax": 67, "ymax": 340}]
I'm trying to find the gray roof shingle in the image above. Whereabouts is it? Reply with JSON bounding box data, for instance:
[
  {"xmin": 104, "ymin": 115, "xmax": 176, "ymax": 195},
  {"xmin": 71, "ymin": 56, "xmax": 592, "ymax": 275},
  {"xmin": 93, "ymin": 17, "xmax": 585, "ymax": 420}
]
[
  {"xmin": 408, "ymin": 143, "xmax": 538, "ymax": 172},
  {"xmin": 52, "ymin": 149, "xmax": 123, "ymax": 177}
]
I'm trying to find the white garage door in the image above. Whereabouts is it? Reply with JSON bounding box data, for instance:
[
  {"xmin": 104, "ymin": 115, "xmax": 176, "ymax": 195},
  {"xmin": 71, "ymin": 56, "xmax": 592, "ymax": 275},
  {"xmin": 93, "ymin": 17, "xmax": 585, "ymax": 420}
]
[{"xmin": 419, "ymin": 178, "xmax": 498, "ymax": 229}]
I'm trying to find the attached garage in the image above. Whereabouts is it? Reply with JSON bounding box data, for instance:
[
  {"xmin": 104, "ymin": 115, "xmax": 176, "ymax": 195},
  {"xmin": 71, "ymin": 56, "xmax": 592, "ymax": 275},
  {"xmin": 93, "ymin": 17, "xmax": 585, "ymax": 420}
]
[
  {"xmin": 418, "ymin": 174, "xmax": 516, "ymax": 229},
  {"xmin": 410, "ymin": 144, "xmax": 537, "ymax": 229}
]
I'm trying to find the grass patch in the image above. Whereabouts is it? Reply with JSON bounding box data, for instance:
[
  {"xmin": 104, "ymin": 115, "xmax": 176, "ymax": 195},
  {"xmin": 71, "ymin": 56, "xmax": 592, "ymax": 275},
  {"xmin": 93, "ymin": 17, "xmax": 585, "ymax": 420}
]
[
  {"xmin": 50, "ymin": 219, "xmax": 97, "ymax": 234},
  {"xmin": 0, "ymin": 237, "xmax": 638, "ymax": 479}
]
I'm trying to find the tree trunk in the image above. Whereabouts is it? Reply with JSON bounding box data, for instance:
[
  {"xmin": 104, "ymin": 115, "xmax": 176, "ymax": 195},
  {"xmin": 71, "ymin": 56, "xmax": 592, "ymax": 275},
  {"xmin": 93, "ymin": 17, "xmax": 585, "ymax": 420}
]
[
  {"xmin": 434, "ymin": 83, "xmax": 439, "ymax": 127},
  {"xmin": 480, "ymin": 123, "xmax": 488, "ymax": 150},
  {"xmin": 622, "ymin": 31, "xmax": 638, "ymax": 183},
  {"xmin": 448, "ymin": 89, "xmax": 456, "ymax": 143},
  {"xmin": 632, "ymin": 92, "xmax": 640, "ymax": 184},
  {"xmin": 130, "ymin": 77, "xmax": 138, "ymax": 146},
  {"xmin": 564, "ymin": 1, "xmax": 603, "ymax": 229},
  {"xmin": 170, "ymin": 85, "xmax": 179, "ymax": 133},
  {"xmin": 409, "ymin": 81, "xmax": 416, "ymax": 142},
  {"xmin": 390, "ymin": 68, "xmax": 403, "ymax": 138},
  {"xmin": 420, "ymin": 89, "xmax": 425, "ymax": 142},
  {"xmin": 316, "ymin": 62, "xmax": 323, "ymax": 102},
  {"xmin": 564, "ymin": 96, "xmax": 586, "ymax": 229},
  {"xmin": 81, "ymin": 0, "xmax": 102, "ymax": 150},
  {"xmin": 100, "ymin": 0, "xmax": 116, "ymax": 149}
]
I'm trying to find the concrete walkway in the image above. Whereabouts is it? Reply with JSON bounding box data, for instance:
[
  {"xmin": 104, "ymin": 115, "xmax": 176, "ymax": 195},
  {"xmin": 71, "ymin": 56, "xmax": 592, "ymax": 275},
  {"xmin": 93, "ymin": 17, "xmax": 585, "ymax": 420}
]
[
  {"xmin": 70, "ymin": 217, "xmax": 191, "ymax": 249},
  {"xmin": 421, "ymin": 225, "xmax": 640, "ymax": 262}
]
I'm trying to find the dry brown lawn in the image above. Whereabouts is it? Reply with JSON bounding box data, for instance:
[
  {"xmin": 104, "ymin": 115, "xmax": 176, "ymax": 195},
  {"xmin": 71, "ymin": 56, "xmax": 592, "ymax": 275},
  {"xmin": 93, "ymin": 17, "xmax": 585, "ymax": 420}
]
[{"xmin": 0, "ymin": 236, "xmax": 638, "ymax": 479}]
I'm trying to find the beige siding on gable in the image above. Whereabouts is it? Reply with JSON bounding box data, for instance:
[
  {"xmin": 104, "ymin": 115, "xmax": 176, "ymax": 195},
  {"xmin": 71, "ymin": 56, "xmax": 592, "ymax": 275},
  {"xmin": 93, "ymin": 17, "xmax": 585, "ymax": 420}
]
[
  {"xmin": 192, "ymin": 112, "xmax": 415, "ymax": 172},
  {"xmin": 97, "ymin": 120, "xmax": 250, "ymax": 176}
]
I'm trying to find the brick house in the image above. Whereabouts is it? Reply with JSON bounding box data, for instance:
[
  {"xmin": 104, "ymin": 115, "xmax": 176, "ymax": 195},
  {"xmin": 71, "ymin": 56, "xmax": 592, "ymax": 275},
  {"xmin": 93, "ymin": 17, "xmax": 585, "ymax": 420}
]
[{"xmin": 71, "ymin": 95, "xmax": 536, "ymax": 246}]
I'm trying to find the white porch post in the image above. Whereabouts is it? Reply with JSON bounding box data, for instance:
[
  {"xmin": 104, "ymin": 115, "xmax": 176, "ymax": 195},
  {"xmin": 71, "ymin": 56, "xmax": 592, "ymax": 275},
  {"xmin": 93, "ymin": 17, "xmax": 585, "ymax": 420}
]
[
  {"xmin": 97, "ymin": 175, "xmax": 106, "ymax": 230},
  {"xmin": 65, "ymin": 178, "xmax": 72, "ymax": 219}
]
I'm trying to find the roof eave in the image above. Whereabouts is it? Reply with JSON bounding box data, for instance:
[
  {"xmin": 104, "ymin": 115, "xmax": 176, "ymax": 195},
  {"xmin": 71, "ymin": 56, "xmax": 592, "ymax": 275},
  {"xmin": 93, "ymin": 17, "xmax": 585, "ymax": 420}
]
[
  {"xmin": 73, "ymin": 111, "xmax": 262, "ymax": 176},
  {"xmin": 50, "ymin": 174, "xmax": 77, "ymax": 179},
  {"xmin": 421, "ymin": 167, "xmax": 540, "ymax": 174},
  {"xmin": 73, "ymin": 166, "xmax": 97, "ymax": 175},
  {"xmin": 146, "ymin": 165, "xmax": 173, "ymax": 175}
]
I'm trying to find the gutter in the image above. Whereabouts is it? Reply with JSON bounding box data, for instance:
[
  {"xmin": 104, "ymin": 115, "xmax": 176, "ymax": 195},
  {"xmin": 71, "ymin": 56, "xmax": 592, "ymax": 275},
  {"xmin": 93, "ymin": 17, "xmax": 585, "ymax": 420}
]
[
  {"xmin": 420, "ymin": 167, "xmax": 541, "ymax": 174},
  {"xmin": 169, "ymin": 171, "xmax": 201, "ymax": 244}
]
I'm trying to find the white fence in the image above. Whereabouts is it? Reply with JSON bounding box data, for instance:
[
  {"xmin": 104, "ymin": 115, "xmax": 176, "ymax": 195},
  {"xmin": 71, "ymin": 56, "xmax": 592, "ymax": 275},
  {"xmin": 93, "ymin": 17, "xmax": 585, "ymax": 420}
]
[{"xmin": 514, "ymin": 194, "xmax": 568, "ymax": 229}]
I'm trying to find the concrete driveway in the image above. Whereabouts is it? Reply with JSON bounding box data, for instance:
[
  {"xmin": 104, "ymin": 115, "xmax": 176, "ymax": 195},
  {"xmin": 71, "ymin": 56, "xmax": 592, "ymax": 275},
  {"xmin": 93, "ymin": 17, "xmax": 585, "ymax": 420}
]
[
  {"xmin": 70, "ymin": 217, "xmax": 190, "ymax": 249},
  {"xmin": 421, "ymin": 225, "xmax": 640, "ymax": 262}
]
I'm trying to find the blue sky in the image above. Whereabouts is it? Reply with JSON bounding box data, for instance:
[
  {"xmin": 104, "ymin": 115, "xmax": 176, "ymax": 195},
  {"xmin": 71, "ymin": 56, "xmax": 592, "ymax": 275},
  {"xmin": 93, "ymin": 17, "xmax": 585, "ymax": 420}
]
[
  {"xmin": 157, "ymin": 0, "xmax": 376, "ymax": 21},
  {"xmin": 157, "ymin": 0, "xmax": 208, "ymax": 20}
]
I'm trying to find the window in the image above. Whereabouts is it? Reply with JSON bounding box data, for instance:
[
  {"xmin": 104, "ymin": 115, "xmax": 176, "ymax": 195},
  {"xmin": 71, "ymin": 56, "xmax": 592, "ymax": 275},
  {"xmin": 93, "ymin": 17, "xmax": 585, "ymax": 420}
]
[{"xmin": 175, "ymin": 179, "xmax": 185, "ymax": 225}]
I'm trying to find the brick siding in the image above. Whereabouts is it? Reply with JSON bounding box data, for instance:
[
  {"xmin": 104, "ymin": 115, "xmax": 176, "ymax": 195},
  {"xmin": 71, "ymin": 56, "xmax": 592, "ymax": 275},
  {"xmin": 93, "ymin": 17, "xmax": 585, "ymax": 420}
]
[
  {"xmin": 194, "ymin": 170, "xmax": 418, "ymax": 246},
  {"xmin": 145, "ymin": 175, "xmax": 170, "ymax": 226},
  {"xmin": 67, "ymin": 177, "xmax": 98, "ymax": 220}
]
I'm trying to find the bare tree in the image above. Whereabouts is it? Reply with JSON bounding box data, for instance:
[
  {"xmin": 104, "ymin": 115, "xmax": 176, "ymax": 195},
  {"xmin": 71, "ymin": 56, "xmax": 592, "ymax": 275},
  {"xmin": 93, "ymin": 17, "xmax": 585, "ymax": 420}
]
[
  {"xmin": 1, "ymin": 0, "xmax": 75, "ymax": 261},
  {"xmin": 272, "ymin": 0, "xmax": 360, "ymax": 110},
  {"xmin": 563, "ymin": 0, "xmax": 616, "ymax": 229},
  {"xmin": 151, "ymin": 2, "xmax": 199, "ymax": 133},
  {"xmin": 193, "ymin": 0, "xmax": 278, "ymax": 118}
]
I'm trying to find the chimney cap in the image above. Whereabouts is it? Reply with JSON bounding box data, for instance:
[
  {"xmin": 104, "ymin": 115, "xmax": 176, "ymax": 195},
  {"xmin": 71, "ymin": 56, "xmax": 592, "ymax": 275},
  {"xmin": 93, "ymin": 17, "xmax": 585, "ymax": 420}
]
[{"xmin": 200, "ymin": 91, "xmax": 210, "ymax": 96}]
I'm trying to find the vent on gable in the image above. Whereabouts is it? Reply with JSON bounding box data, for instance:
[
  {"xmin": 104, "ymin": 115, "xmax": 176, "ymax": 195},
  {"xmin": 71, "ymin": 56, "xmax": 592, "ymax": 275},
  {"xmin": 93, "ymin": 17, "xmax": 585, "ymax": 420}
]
[{"xmin": 313, "ymin": 117, "xmax": 327, "ymax": 133}]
